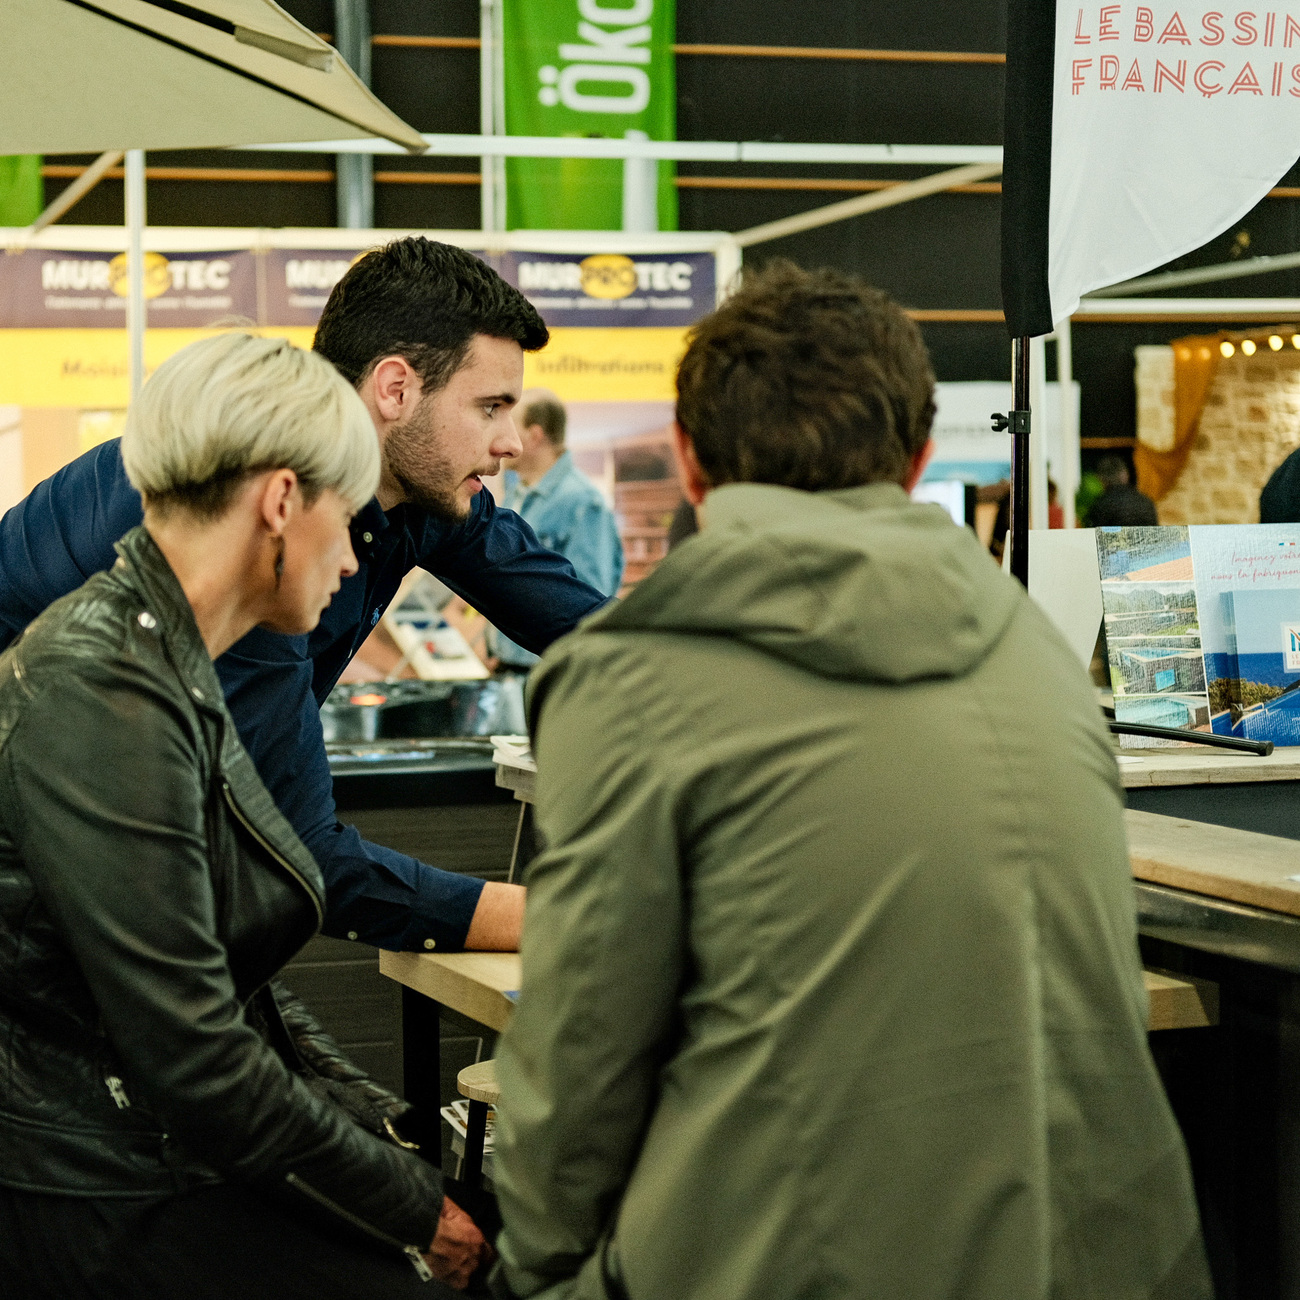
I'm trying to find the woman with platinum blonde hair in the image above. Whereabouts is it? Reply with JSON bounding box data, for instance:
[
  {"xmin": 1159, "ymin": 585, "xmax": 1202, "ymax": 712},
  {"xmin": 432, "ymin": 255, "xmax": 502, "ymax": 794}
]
[{"xmin": 0, "ymin": 334, "xmax": 486, "ymax": 1298}]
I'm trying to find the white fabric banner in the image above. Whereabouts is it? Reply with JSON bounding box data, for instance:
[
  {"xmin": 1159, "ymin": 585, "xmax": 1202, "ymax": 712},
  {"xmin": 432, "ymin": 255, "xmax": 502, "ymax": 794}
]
[{"xmin": 1049, "ymin": 3, "xmax": 1300, "ymax": 322}]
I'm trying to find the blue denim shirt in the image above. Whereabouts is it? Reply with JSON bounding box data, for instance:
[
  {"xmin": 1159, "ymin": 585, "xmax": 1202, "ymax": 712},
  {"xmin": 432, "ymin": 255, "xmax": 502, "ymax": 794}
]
[
  {"xmin": 0, "ymin": 439, "xmax": 608, "ymax": 951},
  {"xmin": 493, "ymin": 452, "xmax": 624, "ymax": 669}
]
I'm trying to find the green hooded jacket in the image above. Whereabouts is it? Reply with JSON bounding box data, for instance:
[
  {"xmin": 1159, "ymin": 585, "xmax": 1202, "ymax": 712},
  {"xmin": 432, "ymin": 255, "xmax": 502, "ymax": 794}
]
[{"xmin": 494, "ymin": 483, "xmax": 1210, "ymax": 1300}]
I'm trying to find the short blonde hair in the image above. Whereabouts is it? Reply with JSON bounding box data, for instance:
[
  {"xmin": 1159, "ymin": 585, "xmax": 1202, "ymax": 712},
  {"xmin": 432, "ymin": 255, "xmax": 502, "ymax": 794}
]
[{"xmin": 122, "ymin": 333, "xmax": 380, "ymax": 517}]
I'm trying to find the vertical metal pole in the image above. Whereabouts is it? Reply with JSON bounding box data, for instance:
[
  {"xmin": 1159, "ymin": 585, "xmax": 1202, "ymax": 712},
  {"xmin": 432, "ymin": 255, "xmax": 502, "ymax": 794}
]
[
  {"xmin": 714, "ymin": 237, "xmax": 743, "ymax": 303},
  {"xmin": 124, "ymin": 149, "xmax": 146, "ymax": 403},
  {"xmin": 1029, "ymin": 334, "xmax": 1049, "ymax": 530},
  {"xmin": 621, "ymin": 129, "xmax": 658, "ymax": 231},
  {"xmin": 493, "ymin": 0, "xmax": 507, "ymax": 226},
  {"xmin": 1009, "ymin": 335, "xmax": 1031, "ymax": 587},
  {"xmin": 401, "ymin": 986, "xmax": 443, "ymax": 1158},
  {"xmin": 334, "ymin": 1, "xmax": 373, "ymax": 229},
  {"xmin": 1056, "ymin": 317, "xmax": 1079, "ymax": 528},
  {"xmin": 480, "ymin": 0, "xmax": 502, "ymax": 232}
]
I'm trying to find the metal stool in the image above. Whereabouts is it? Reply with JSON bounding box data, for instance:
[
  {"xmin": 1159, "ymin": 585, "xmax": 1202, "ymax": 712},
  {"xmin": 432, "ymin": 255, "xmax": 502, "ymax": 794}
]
[{"xmin": 456, "ymin": 1059, "xmax": 498, "ymax": 1189}]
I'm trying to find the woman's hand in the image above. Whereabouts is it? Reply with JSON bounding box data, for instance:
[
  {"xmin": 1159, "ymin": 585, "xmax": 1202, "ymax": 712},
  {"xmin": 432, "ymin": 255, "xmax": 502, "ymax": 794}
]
[{"xmin": 423, "ymin": 1195, "xmax": 490, "ymax": 1290}]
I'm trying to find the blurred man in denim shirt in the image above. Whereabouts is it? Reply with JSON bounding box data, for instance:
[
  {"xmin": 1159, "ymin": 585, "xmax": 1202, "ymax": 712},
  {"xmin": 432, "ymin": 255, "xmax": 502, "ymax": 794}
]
[{"xmin": 492, "ymin": 390, "xmax": 624, "ymax": 670}]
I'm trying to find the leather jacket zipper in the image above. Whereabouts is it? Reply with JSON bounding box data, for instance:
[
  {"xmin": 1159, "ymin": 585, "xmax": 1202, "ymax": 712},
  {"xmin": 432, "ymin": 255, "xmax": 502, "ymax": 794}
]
[
  {"xmin": 103, "ymin": 1072, "xmax": 130, "ymax": 1109},
  {"xmin": 284, "ymin": 1172, "xmax": 433, "ymax": 1280},
  {"xmin": 221, "ymin": 782, "xmax": 323, "ymax": 928},
  {"xmin": 383, "ymin": 1117, "xmax": 421, "ymax": 1151}
]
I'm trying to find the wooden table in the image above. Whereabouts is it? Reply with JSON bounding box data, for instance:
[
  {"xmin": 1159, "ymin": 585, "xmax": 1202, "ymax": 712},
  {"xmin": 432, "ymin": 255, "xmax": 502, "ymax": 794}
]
[
  {"xmin": 380, "ymin": 817, "xmax": 1228, "ymax": 1131},
  {"xmin": 1126, "ymin": 808, "xmax": 1300, "ymax": 920},
  {"xmin": 1120, "ymin": 802, "xmax": 1300, "ymax": 1300},
  {"xmin": 476, "ymin": 740, "xmax": 1300, "ymax": 1293},
  {"xmin": 1118, "ymin": 748, "xmax": 1300, "ymax": 789},
  {"xmin": 381, "ymin": 949, "xmax": 519, "ymax": 1130},
  {"xmin": 383, "ymin": 949, "xmax": 518, "ymax": 1035},
  {"xmin": 383, "ymin": 946, "xmax": 1215, "ymax": 1045},
  {"xmin": 1120, "ymin": 746, "xmax": 1300, "ymax": 850}
]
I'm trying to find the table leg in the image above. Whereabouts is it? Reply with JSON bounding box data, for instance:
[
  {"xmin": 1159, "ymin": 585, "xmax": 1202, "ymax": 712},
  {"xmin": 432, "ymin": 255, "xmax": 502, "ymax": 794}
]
[
  {"xmin": 507, "ymin": 801, "xmax": 528, "ymax": 883},
  {"xmin": 462, "ymin": 1099, "xmax": 489, "ymax": 1189},
  {"xmin": 402, "ymin": 985, "xmax": 442, "ymax": 1158}
]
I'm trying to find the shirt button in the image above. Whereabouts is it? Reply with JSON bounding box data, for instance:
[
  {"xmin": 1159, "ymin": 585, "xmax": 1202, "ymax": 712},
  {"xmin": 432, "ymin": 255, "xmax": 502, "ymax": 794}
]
[
  {"xmin": 347, "ymin": 930, "xmax": 358, "ymax": 941},
  {"xmin": 423, "ymin": 938, "xmax": 437, "ymax": 950},
  {"xmin": 362, "ymin": 531, "xmax": 374, "ymax": 544},
  {"xmin": 137, "ymin": 611, "xmax": 156, "ymax": 629},
  {"xmin": 191, "ymin": 686, "xmax": 204, "ymax": 701}
]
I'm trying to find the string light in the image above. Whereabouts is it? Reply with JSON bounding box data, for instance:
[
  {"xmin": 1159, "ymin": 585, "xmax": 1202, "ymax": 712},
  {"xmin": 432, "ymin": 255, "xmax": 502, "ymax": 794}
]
[
  {"xmin": 1270, "ymin": 335, "xmax": 1284, "ymax": 350},
  {"xmin": 1242, "ymin": 339, "xmax": 1257, "ymax": 356},
  {"xmin": 1221, "ymin": 341, "xmax": 1236, "ymax": 357},
  {"xmin": 1291, "ymin": 335, "xmax": 1300, "ymax": 348}
]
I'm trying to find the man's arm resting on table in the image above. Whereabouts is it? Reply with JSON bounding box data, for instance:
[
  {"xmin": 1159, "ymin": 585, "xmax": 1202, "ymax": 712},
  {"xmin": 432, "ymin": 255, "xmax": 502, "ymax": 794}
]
[
  {"xmin": 303, "ymin": 818, "xmax": 523, "ymax": 952},
  {"xmin": 219, "ymin": 634, "xmax": 523, "ymax": 952},
  {"xmin": 465, "ymin": 881, "xmax": 526, "ymax": 950}
]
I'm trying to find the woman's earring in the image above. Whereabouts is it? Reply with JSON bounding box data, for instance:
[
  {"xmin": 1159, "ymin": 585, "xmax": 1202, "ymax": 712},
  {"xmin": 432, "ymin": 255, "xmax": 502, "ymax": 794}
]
[{"xmin": 274, "ymin": 539, "xmax": 285, "ymax": 588}]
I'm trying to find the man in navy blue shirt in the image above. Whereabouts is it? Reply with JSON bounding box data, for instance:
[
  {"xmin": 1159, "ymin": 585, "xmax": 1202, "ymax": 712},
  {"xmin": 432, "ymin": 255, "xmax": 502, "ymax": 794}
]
[{"xmin": 0, "ymin": 238, "xmax": 607, "ymax": 954}]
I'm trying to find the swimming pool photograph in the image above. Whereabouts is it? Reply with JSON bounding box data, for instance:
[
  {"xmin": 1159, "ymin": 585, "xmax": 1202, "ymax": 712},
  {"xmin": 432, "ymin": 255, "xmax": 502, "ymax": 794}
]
[
  {"xmin": 1096, "ymin": 525, "xmax": 1300, "ymax": 746},
  {"xmin": 1097, "ymin": 526, "xmax": 1212, "ymax": 746}
]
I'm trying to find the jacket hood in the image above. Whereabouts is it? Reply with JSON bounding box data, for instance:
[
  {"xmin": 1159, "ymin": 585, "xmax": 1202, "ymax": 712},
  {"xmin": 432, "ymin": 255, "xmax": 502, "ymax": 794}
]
[{"xmin": 593, "ymin": 482, "xmax": 1022, "ymax": 683}]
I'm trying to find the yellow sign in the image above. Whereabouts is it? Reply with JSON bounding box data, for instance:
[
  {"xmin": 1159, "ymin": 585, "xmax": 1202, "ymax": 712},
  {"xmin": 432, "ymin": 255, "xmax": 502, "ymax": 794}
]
[
  {"xmin": 578, "ymin": 254, "xmax": 638, "ymax": 301},
  {"xmin": 0, "ymin": 327, "xmax": 315, "ymax": 407},
  {"xmin": 107, "ymin": 251, "xmax": 173, "ymax": 299},
  {"xmin": 0, "ymin": 325, "xmax": 683, "ymax": 407},
  {"xmin": 524, "ymin": 326, "xmax": 687, "ymax": 403}
]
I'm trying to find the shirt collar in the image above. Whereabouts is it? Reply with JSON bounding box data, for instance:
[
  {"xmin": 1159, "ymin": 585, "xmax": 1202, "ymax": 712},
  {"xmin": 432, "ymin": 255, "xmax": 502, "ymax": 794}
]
[{"xmin": 350, "ymin": 497, "xmax": 394, "ymax": 561}]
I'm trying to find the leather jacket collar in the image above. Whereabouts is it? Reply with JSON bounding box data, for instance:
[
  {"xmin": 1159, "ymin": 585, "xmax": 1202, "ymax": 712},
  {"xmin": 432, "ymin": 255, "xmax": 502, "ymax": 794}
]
[
  {"xmin": 112, "ymin": 524, "xmax": 326, "ymax": 918},
  {"xmin": 113, "ymin": 524, "xmax": 227, "ymax": 716}
]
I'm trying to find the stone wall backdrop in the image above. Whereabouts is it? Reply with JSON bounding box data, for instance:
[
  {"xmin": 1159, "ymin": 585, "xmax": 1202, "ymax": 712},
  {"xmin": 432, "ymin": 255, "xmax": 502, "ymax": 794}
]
[{"xmin": 1138, "ymin": 343, "xmax": 1300, "ymax": 524}]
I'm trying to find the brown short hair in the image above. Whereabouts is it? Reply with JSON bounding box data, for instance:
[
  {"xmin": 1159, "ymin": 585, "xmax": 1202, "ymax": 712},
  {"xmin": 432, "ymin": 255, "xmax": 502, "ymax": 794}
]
[
  {"xmin": 521, "ymin": 394, "xmax": 566, "ymax": 447},
  {"xmin": 675, "ymin": 262, "xmax": 936, "ymax": 491}
]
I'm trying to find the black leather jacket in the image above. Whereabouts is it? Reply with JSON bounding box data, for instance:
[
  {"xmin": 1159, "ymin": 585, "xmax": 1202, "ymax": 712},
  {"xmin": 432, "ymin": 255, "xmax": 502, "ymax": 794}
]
[{"xmin": 0, "ymin": 527, "xmax": 441, "ymax": 1268}]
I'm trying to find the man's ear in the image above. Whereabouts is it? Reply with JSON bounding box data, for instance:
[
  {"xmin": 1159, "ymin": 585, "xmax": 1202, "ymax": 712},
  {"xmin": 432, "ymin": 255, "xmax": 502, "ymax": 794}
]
[
  {"xmin": 902, "ymin": 438, "xmax": 935, "ymax": 494},
  {"xmin": 672, "ymin": 422, "xmax": 711, "ymax": 506},
  {"xmin": 360, "ymin": 356, "xmax": 423, "ymax": 428}
]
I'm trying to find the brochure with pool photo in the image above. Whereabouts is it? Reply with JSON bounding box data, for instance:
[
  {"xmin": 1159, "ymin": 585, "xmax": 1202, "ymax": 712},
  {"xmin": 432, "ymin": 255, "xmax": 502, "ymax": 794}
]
[{"xmin": 1096, "ymin": 525, "xmax": 1300, "ymax": 746}]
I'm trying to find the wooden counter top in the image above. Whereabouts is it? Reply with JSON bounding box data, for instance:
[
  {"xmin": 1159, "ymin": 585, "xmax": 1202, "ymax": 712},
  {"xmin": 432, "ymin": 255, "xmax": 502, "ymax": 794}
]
[
  {"xmin": 498, "ymin": 732, "xmax": 1300, "ymax": 795},
  {"xmin": 381, "ymin": 946, "xmax": 1211, "ymax": 1032},
  {"xmin": 380, "ymin": 949, "xmax": 519, "ymax": 1033},
  {"xmin": 1118, "ymin": 747, "xmax": 1300, "ymax": 788},
  {"xmin": 1126, "ymin": 808, "xmax": 1300, "ymax": 918}
]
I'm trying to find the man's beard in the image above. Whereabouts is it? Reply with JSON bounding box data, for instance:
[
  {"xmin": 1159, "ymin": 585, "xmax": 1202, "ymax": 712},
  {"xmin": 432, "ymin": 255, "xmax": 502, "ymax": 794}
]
[{"xmin": 384, "ymin": 400, "xmax": 470, "ymax": 522}]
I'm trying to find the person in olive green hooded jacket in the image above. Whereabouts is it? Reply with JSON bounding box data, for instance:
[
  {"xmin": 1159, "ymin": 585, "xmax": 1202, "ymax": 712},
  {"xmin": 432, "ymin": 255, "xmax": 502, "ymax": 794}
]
[{"xmin": 490, "ymin": 264, "xmax": 1211, "ymax": 1300}]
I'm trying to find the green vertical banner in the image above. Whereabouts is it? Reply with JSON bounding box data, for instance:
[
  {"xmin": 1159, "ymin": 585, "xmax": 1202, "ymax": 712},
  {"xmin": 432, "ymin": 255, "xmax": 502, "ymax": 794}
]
[
  {"xmin": 0, "ymin": 157, "xmax": 43, "ymax": 227},
  {"xmin": 503, "ymin": 0, "xmax": 676, "ymax": 232}
]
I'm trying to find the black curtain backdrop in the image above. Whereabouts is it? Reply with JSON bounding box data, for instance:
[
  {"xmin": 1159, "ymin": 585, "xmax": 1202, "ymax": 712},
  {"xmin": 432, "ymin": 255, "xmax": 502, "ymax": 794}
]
[{"xmin": 1001, "ymin": 0, "xmax": 1056, "ymax": 337}]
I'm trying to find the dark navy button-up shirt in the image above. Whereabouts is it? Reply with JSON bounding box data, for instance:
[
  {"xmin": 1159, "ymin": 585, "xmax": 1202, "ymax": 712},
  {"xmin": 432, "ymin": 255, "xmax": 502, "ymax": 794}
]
[{"xmin": 0, "ymin": 439, "xmax": 607, "ymax": 951}]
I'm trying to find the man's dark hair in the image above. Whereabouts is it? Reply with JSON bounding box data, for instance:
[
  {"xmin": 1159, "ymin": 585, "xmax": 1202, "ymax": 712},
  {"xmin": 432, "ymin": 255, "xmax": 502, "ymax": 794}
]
[
  {"xmin": 521, "ymin": 394, "xmax": 567, "ymax": 447},
  {"xmin": 1086, "ymin": 488, "xmax": 1158, "ymax": 528},
  {"xmin": 675, "ymin": 261, "xmax": 936, "ymax": 492},
  {"xmin": 1261, "ymin": 447, "xmax": 1300, "ymax": 523},
  {"xmin": 313, "ymin": 237, "xmax": 549, "ymax": 390},
  {"xmin": 1094, "ymin": 454, "xmax": 1130, "ymax": 488}
]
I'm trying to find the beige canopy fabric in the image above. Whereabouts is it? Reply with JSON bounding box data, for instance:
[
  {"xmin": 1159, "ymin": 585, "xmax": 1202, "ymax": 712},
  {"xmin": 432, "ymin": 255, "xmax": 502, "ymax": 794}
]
[{"xmin": 1, "ymin": 0, "xmax": 424, "ymax": 154}]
